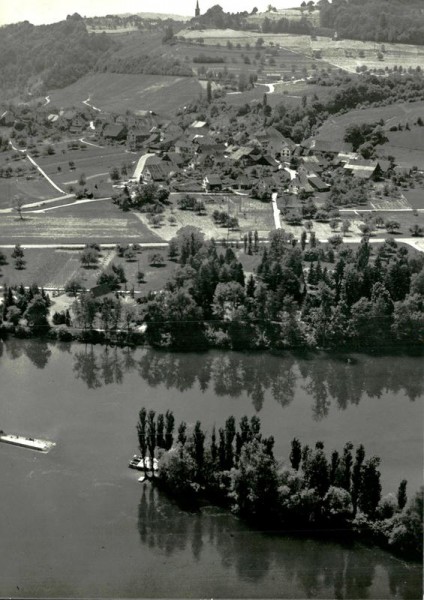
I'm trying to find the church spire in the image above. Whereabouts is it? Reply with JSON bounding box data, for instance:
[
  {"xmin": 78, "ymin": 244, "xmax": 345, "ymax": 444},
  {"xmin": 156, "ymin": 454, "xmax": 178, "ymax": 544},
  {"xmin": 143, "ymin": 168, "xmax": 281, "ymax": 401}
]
[{"xmin": 195, "ymin": 0, "xmax": 200, "ymax": 17}]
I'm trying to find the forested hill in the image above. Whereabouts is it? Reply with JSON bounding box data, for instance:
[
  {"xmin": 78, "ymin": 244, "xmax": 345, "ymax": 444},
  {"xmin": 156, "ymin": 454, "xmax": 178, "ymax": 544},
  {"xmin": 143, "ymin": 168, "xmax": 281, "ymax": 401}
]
[
  {"xmin": 319, "ymin": 0, "xmax": 424, "ymax": 45},
  {"xmin": 0, "ymin": 14, "xmax": 116, "ymax": 96}
]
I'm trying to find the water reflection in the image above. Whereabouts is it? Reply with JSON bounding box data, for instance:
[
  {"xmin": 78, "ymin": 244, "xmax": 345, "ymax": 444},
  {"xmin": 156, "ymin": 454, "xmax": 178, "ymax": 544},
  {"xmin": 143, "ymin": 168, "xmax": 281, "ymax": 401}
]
[
  {"xmin": 136, "ymin": 486, "xmax": 421, "ymax": 599},
  {"xmin": 1, "ymin": 339, "xmax": 423, "ymax": 418}
]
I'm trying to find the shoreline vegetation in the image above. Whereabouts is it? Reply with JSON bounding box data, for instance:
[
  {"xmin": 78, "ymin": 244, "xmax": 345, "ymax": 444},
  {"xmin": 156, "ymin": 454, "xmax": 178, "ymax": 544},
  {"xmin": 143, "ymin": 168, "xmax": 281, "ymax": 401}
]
[
  {"xmin": 1, "ymin": 230, "xmax": 424, "ymax": 352},
  {"xmin": 135, "ymin": 408, "xmax": 423, "ymax": 563}
]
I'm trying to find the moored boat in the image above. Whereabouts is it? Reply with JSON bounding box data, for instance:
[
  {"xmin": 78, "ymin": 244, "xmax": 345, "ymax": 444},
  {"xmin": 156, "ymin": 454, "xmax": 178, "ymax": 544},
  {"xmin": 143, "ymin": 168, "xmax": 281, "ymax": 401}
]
[{"xmin": 0, "ymin": 432, "xmax": 55, "ymax": 453}]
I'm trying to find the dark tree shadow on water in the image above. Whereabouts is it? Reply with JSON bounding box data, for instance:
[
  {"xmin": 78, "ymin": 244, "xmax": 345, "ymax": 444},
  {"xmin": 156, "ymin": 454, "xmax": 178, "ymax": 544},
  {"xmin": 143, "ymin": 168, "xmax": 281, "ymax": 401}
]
[{"xmin": 135, "ymin": 490, "xmax": 422, "ymax": 598}]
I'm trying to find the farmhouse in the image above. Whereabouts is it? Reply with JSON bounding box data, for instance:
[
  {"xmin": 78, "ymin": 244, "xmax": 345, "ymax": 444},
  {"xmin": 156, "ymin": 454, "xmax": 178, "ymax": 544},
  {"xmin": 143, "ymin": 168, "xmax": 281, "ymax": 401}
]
[
  {"xmin": 132, "ymin": 153, "xmax": 161, "ymax": 182},
  {"xmin": 234, "ymin": 174, "xmax": 252, "ymax": 190},
  {"xmin": 162, "ymin": 152, "xmax": 186, "ymax": 169},
  {"xmin": 127, "ymin": 126, "xmax": 152, "ymax": 151},
  {"xmin": 305, "ymin": 138, "xmax": 353, "ymax": 156},
  {"xmin": 57, "ymin": 110, "xmax": 77, "ymax": 129},
  {"xmin": 343, "ymin": 159, "xmax": 383, "ymax": 180},
  {"xmin": 101, "ymin": 123, "xmax": 127, "ymax": 142},
  {"xmin": 69, "ymin": 114, "xmax": 87, "ymax": 134},
  {"xmin": 195, "ymin": 139, "xmax": 226, "ymax": 156},
  {"xmin": 308, "ymin": 174, "xmax": 330, "ymax": 192},
  {"xmin": 203, "ymin": 174, "xmax": 223, "ymax": 191},
  {"xmin": 142, "ymin": 162, "xmax": 173, "ymax": 183},
  {"xmin": 175, "ymin": 139, "xmax": 193, "ymax": 155},
  {"xmin": 229, "ymin": 146, "xmax": 260, "ymax": 166}
]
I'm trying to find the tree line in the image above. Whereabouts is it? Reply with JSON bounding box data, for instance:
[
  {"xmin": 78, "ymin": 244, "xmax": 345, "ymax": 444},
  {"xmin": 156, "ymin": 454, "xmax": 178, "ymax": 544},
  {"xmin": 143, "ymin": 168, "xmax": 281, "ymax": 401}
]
[
  {"xmin": 319, "ymin": 0, "xmax": 424, "ymax": 45},
  {"xmin": 140, "ymin": 227, "xmax": 424, "ymax": 351},
  {"xmin": 136, "ymin": 407, "xmax": 422, "ymax": 560}
]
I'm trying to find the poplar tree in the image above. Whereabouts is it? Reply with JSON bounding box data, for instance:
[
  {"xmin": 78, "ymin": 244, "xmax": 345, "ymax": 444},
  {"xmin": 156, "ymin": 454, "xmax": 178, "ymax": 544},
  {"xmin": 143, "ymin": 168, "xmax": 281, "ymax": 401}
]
[
  {"xmin": 359, "ymin": 457, "xmax": 382, "ymax": 517},
  {"xmin": 147, "ymin": 410, "xmax": 156, "ymax": 467},
  {"xmin": 177, "ymin": 421, "xmax": 187, "ymax": 446},
  {"xmin": 289, "ymin": 438, "xmax": 302, "ymax": 470},
  {"xmin": 137, "ymin": 407, "xmax": 147, "ymax": 460},
  {"xmin": 156, "ymin": 413, "xmax": 165, "ymax": 449},
  {"xmin": 397, "ymin": 479, "xmax": 408, "ymax": 510},
  {"xmin": 351, "ymin": 444, "xmax": 365, "ymax": 513},
  {"xmin": 165, "ymin": 410, "xmax": 175, "ymax": 450}
]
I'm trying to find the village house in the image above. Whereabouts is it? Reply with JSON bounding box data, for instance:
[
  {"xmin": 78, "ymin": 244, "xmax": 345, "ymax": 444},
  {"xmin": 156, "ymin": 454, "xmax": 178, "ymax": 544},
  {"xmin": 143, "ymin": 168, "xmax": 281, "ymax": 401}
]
[
  {"xmin": 203, "ymin": 174, "xmax": 223, "ymax": 192},
  {"xmin": 175, "ymin": 139, "xmax": 193, "ymax": 155},
  {"xmin": 57, "ymin": 109, "xmax": 77, "ymax": 130},
  {"xmin": 101, "ymin": 123, "xmax": 127, "ymax": 143},
  {"xmin": 188, "ymin": 120, "xmax": 209, "ymax": 136},
  {"xmin": 141, "ymin": 162, "xmax": 173, "ymax": 183},
  {"xmin": 127, "ymin": 126, "xmax": 152, "ymax": 151},
  {"xmin": 303, "ymin": 138, "xmax": 354, "ymax": 157},
  {"xmin": 234, "ymin": 174, "xmax": 252, "ymax": 191},
  {"xmin": 47, "ymin": 113, "xmax": 59, "ymax": 125},
  {"xmin": 194, "ymin": 136, "xmax": 226, "ymax": 156},
  {"xmin": 69, "ymin": 114, "xmax": 87, "ymax": 135},
  {"xmin": 162, "ymin": 152, "xmax": 186, "ymax": 170},
  {"xmin": 228, "ymin": 145, "xmax": 261, "ymax": 167},
  {"xmin": 343, "ymin": 159, "xmax": 383, "ymax": 180}
]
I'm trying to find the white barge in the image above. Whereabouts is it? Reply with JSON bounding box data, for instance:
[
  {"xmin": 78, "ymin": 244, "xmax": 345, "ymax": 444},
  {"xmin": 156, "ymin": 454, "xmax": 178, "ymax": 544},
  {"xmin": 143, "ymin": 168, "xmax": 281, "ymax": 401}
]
[{"xmin": 0, "ymin": 432, "xmax": 55, "ymax": 453}]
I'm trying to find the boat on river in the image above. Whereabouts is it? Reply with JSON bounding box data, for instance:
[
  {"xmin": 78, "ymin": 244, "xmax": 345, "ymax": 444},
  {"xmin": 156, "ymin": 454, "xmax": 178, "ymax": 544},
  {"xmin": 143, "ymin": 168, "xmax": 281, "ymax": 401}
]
[
  {"xmin": 129, "ymin": 454, "xmax": 158, "ymax": 472},
  {"xmin": 0, "ymin": 432, "xmax": 55, "ymax": 453}
]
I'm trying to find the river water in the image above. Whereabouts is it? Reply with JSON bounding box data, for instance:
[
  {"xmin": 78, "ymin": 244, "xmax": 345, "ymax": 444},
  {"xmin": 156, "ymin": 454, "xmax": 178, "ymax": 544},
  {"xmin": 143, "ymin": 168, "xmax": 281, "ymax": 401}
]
[{"xmin": 0, "ymin": 339, "xmax": 422, "ymax": 598}]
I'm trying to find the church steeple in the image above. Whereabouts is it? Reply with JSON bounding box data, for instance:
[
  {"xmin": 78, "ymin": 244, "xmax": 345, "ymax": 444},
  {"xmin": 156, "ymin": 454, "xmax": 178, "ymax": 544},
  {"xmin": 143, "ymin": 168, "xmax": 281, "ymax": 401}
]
[{"xmin": 195, "ymin": 0, "xmax": 200, "ymax": 17}]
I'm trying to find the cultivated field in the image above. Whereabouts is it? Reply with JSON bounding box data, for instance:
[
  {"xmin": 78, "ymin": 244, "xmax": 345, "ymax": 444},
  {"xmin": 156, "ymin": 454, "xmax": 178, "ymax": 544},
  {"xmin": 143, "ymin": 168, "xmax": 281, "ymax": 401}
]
[
  {"xmin": 0, "ymin": 141, "xmax": 139, "ymax": 211},
  {"xmin": 136, "ymin": 193, "xmax": 276, "ymax": 242},
  {"xmin": 0, "ymin": 202, "xmax": 163, "ymax": 245},
  {"xmin": 310, "ymin": 37, "xmax": 424, "ymax": 73},
  {"xmin": 0, "ymin": 247, "xmax": 114, "ymax": 288},
  {"xmin": 178, "ymin": 30, "xmax": 330, "ymax": 79},
  {"xmin": 0, "ymin": 177, "xmax": 61, "ymax": 209},
  {"xmin": 48, "ymin": 73, "xmax": 203, "ymax": 115},
  {"xmin": 180, "ymin": 29, "xmax": 424, "ymax": 75}
]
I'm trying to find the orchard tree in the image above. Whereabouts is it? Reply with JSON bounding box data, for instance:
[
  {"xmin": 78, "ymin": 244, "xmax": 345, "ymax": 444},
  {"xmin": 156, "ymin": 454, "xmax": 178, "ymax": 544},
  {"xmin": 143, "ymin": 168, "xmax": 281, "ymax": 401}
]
[{"xmin": 65, "ymin": 277, "xmax": 85, "ymax": 297}]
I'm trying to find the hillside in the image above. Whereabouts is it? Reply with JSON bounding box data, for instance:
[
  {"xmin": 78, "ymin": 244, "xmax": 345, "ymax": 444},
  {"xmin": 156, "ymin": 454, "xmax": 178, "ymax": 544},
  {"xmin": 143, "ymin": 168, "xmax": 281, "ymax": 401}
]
[{"xmin": 0, "ymin": 14, "xmax": 116, "ymax": 97}]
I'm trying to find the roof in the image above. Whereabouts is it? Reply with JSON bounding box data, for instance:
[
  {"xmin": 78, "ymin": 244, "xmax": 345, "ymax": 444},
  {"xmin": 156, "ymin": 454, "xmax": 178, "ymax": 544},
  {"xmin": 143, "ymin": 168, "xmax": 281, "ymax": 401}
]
[
  {"xmin": 204, "ymin": 174, "xmax": 222, "ymax": 185},
  {"xmin": 254, "ymin": 154, "xmax": 279, "ymax": 167},
  {"xmin": 311, "ymin": 139, "xmax": 354, "ymax": 154},
  {"xmin": 102, "ymin": 124, "xmax": 126, "ymax": 138},
  {"xmin": 350, "ymin": 168, "xmax": 376, "ymax": 179},
  {"xmin": 236, "ymin": 174, "xmax": 251, "ymax": 185},
  {"xmin": 175, "ymin": 139, "xmax": 192, "ymax": 149},
  {"xmin": 377, "ymin": 159, "xmax": 392, "ymax": 172},
  {"xmin": 230, "ymin": 147, "xmax": 253, "ymax": 161},
  {"xmin": 61, "ymin": 110, "xmax": 77, "ymax": 120},
  {"xmin": 163, "ymin": 152, "xmax": 185, "ymax": 166},
  {"xmin": 190, "ymin": 120, "xmax": 208, "ymax": 129},
  {"xmin": 143, "ymin": 163, "xmax": 172, "ymax": 180},
  {"xmin": 308, "ymin": 175, "xmax": 329, "ymax": 190},
  {"xmin": 90, "ymin": 284, "xmax": 114, "ymax": 298},
  {"xmin": 133, "ymin": 153, "xmax": 160, "ymax": 180}
]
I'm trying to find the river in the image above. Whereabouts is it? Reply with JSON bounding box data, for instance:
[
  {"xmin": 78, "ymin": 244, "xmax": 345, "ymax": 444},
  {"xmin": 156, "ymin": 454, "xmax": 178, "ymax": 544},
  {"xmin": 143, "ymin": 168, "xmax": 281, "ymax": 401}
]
[{"xmin": 0, "ymin": 339, "xmax": 422, "ymax": 598}]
